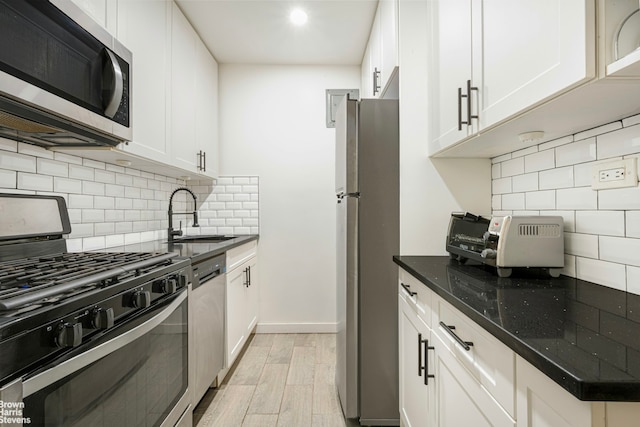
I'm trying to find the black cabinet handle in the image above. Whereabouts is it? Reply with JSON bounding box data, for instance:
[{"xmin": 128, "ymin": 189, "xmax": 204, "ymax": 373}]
[
  {"xmin": 422, "ymin": 336, "xmax": 435, "ymax": 385},
  {"xmin": 418, "ymin": 333, "xmax": 434, "ymax": 385},
  {"xmin": 418, "ymin": 332, "xmax": 423, "ymax": 377},
  {"xmin": 466, "ymin": 79, "xmax": 479, "ymax": 125},
  {"xmin": 243, "ymin": 267, "xmax": 249, "ymax": 288},
  {"xmin": 458, "ymin": 87, "xmax": 464, "ymax": 130},
  {"xmin": 439, "ymin": 321, "xmax": 473, "ymax": 351},
  {"xmin": 401, "ymin": 282, "xmax": 417, "ymax": 297},
  {"xmin": 248, "ymin": 265, "xmax": 251, "ymax": 287},
  {"xmin": 202, "ymin": 150, "xmax": 206, "ymax": 172}
]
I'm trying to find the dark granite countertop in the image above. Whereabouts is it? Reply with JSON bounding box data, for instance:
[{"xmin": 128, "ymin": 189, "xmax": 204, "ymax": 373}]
[
  {"xmin": 393, "ymin": 255, "xmax": 640, "ymax": 402},
  {"xmin": 104, "ymin": 235, "xmax": 258, "ymax": 264}
]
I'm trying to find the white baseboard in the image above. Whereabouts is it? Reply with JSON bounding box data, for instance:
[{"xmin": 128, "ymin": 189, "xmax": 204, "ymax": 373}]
[{"xmin": 255, "ymin": 322, "xmax": 338, "ymax": 334}]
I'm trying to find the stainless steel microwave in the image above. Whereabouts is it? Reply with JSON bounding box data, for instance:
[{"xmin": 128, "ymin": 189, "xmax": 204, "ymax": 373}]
[{"xmin": 0, "ymin": 0, "xmax": 132, "ymax": 147}]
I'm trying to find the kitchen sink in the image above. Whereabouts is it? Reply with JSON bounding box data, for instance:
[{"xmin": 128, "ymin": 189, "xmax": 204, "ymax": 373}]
[{"xmin": 170, "ymin": 235, "xmax": 234, "ymax": 243}]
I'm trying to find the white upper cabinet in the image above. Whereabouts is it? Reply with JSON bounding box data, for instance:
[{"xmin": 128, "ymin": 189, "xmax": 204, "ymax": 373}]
[
  {"xmin": 195, "ymin": 38, "xmax": 220, "ymax": 179},
  {"xmin": 428, "ymin": 0, "xmax": 595, "ymax": 155},
  {"xmin": 170, "ymin": 3, "xmax": 198, "ymax": 173},
  {"xmin": 70, "ymin": 0, "xmax": 115, "ymax": 33},
  {"xmin": 427, "ymin": 0, "xmax": 475, "ymax": 153},
  {"xmin": 117, "ymin": 0, "xmax": 171, "ymax": 165},
  {"xmin": 361, "ymin": 0, "xmax": 398, "ymax": 99},
  {"xmin": 479, "ymin": 1, "xmax": 594, "ymax": 129}
]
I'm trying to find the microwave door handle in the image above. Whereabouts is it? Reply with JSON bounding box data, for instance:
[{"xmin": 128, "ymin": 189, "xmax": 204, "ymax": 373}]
[{"xmin": 103, "ymin": 49, "xmax": 124, "ymax": 118}]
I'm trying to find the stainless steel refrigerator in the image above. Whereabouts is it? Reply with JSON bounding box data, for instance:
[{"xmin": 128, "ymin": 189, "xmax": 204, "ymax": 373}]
[{"xmin": 335, "ymin": 96, "xmax": 399, "ymax": 426}]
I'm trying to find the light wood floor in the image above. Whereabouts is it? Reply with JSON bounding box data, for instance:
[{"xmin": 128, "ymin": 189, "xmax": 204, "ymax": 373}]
[{"xmin": 194, "ymin": 333, "xmax": 359, "ymax": 427}]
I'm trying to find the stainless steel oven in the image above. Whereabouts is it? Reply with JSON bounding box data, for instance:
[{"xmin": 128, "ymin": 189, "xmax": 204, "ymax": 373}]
[
  {"xmin": 17, "ymin": 289, "xmax": 189, "ymax": 427},
  {"xmin": 0, "ymin": 194, "xmax": 192, "ymax": 427}
]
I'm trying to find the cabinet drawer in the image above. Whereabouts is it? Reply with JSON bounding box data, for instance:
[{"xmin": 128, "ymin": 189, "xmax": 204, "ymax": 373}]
[
  {"xmin": 399, "ymin": 268, "xmax": 432, "ymax": 327},
  {"xmin": 434, "ymin": 296, "xmax": 515, "ymax": 418},
  {"xmin": 227, "ymin": 240, "xmax": 257, "ymax": 271}
]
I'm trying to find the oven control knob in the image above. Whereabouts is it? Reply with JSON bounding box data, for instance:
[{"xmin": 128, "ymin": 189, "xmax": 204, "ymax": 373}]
[
  {"xmin": 131, "ymin": 291, "xmax": 151, "ymax": 308},
  {"xmin": 162, "ymin": 277, "xmax": 178, "ymax": 294},
  {"xmin": 91, "ymin": 307, "xmax": 115, "ymax": 330},
  {"xmin": 55, "ymin": 322, "xmax": 82, "ymax": 348}
]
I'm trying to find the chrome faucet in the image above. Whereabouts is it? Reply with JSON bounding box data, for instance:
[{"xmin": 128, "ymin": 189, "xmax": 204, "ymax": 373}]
[{"xmin": 168, "ymin": 187, "xmax": 199, "ymax": 242}]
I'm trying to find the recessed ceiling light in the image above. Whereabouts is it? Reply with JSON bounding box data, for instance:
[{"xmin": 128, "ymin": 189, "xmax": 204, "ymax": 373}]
[{"xmin": 290, "ymin": 8, "xmax": 308, "ymax": 26}]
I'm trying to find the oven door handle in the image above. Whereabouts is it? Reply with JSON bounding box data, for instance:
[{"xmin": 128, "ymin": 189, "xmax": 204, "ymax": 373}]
[{"xmin": 22, "ymin": 290, "xmax": 187, "ymax": 398}]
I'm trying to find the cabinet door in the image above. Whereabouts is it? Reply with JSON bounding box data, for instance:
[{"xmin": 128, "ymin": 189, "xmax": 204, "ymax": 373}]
[
  {"xmin": 479, "ymin": 0, "xmax": 595, "ymax": 130},
  {"xmin": 226, "ymin": 263, "xmax": 247, "ymax": 367},
  {"xmin": 117, "ymin": 0, "xmax": 171, "ymax": 164},
  {"xmin": 433, "ymin": 333, "xmax": 515, "ymax": 427},
  {"xmin": 515, "ymin": 356, "xmax": 592, "ymax": 427},
  {"xmin": 427, "ymin": 0, "xmax": 474, "ymax": 154},
  {"xmin": 361, "ymin": 42, "xmax": 374, "ymax": 98},
  {"xmin": 399, "ymin": 294, "xmax": 432, "ymax": 427},
  {"xmin": 195, "ymin": 39, "xmax": 219, "ymax": 178},
  {"xmin": 245, "ymin": 257, "xmax": 258, "ymax": 335},
  {"xmin": 380, "ymin": 0, "xmax": 398, "ymax": 93},
  {"xmin": 170, "ymin": 3, "xmax": 198, "ymax": 172}
]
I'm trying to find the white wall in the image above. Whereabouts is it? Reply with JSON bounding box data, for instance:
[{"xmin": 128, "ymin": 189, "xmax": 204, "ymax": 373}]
[
  {"xmin": 219, "ymin": 64, "xmax": 360, "ymax": 332},
  {"xmin": 398, "ymin": 0, "xmax": 491, "ymax": 255}
]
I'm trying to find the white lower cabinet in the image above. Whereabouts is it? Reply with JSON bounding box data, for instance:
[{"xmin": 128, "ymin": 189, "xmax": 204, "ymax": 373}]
[
  {"xmin": 225, "ymin": 241, "xmax": 259, "ymax": 370},
  {"xmin": 399, "ymin": 266, "xmax": 640, "ymax": 427},
  {"xmin": 399, "ymin": 291, "xmax": 433, "ymax": 427}
]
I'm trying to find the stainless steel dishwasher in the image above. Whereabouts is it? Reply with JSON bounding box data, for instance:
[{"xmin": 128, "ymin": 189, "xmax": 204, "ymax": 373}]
[{"xmin": 191, "ymin": 253, "xmax": 226, "ymax": 405}]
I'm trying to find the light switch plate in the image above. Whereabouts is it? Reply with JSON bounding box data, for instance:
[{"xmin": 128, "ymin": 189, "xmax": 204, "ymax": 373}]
[{"xmin": 591, "ymin": 157, "xmax": 638, "ymax": 190}]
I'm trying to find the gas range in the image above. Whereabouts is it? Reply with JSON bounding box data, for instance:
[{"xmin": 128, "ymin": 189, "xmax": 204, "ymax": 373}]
[{"xmin": 0, "ymin": 193, "xmax": 192, "ymax": 427}]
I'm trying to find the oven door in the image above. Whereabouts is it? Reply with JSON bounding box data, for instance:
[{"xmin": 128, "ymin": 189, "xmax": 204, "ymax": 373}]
[{"xmin": 21, "ymin": 289, "xmax": 190, "ymax": 427}]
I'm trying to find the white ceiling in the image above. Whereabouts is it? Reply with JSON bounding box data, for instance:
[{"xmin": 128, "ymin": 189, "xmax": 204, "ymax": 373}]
[{"xmin": 175, "ymin": 0, "xmax": 378, "ymax": 65}]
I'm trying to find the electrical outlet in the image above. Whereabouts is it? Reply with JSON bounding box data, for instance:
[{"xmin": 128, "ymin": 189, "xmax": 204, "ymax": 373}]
[{"xmin": 591, "ymin": 158, "xmax": 639, "ymax": 190}]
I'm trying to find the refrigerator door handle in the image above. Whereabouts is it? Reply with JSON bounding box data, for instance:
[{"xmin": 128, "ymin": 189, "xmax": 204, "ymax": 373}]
[{"xmin": 345, "ymin": 192, "xmax": 360, "ymax": 198}]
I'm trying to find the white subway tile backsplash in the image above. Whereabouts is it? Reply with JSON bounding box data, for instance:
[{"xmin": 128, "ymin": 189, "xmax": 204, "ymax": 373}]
[
  {"xmin": 502, "ymin": 193, "xmax": 525, "ymax": 210},
  {"xmin": 575, "ymin": 122, "xmax": 622, "ymax": 141},
  {"xmin": 82, "ymin": 181, "xmax": 105, "ymax": 196},
  {"xmin": 562, "ymin": 254, "xmax": 576, "ymax": 277},
  {"xmin": 0, "ymin": 169, "xmax": 16, "ymax": 188},
  {"xmin": 217, "ymin": 194, "xmax": 234, "ymax": 202},
  {"xmin": 565, "ymin": 233, "xmax": 599, "ymax": 258},
  {"xmin": 492, "ymin": 177, "xmax": 512, "ymax": 194},
  {"xmin": 628, "ymin": 266, "xmax": 640, "ymax": 296},
  {"xmin": 94, "ymin": 169, "xmax": 116, "ymax": 184},
  {"xmin": 548, "ymin": 210, "xmax": 575, "ymax": 232},
  {"xmin": 124, "ymin": 167, "xmax": 140, "ymax": 177},
  {"xmin": 125, "ymin": 187, "xmax": 141, "ymax": 199},
  {"xmin": 576, "ymin": 211, "xmax": 624, "ymax": 236},
  {"xmin": 525, "ymin": 150, "xmax": 555, "ymax": 173},
  {"xmin": 0, "ymin": 137, "xmax": 17, "ymax": 152},
  {"xmin": 105, "ymin": 234, "xmax": 125, "ymax": 248},
  {"xmin": 0, "ymin": 151, "xmax": 37, "ymax": 173},
  {"xmin": 573, "ymin": 163, "xmax": 593, "ymax": 187},
  {"xmin": 105, "ymin": 210, "xmax": 124, "ymax": 222},
  {"xmin": 493, "ymin": 114, "xmax": 640, "ymax": 293},
  {"xmin": 105, "ymin": 184, "xmax": 125, "ymax": 197},
  {"xmin": 53, "ymin": 152, "xmax": 82, "ymax": 165},
  {"xmin": 599, "ymin": 187, "xmax": 640, "ymax": 210},
  {"xmin": 623, "ymin": 114, "xmax": 640, "ymax": 127},
  {"xmin": 234, "ymin": 193, "xmax": 251, "ymax": 202},
  {"xmin": 539, "ymin": 135, "xmax": 573, "ymax": 152},
  {"xmin": 116, "ymin": 174, "xmax": 133, "ymax": 186},
  {"xmin": 525, "ymin": 190, "xmax": 555, "ymax": 210},
  {"xmin": 555, "ymin": 138, "xmax": 596, "ymax": 167},
  {"xmin": 132, "ymin": 177, "xmax": 147, "ymax": 188},
  {"xmin": 217, "ymin": 177, "xmax": 233, "ymax": 185},
  {"xmin": 70, "ymin": 223, "xmax": 94, "ymax": 238},
  {"xmin": 94, "ymin": 196, "xmax": 115, "ymax": 210},
  {"xmin": 576, "ymin": 257, "xmax": 626, "ymax": 291},
  {"xmin": 627, "ymin": 211, "xmax": 640, "ymax": 238},
  {"xmin": 115, "ymin": 222, "xmax": 133, "ymax": 234},
  {"xmin": 539, "ymin": 167, "xmax": 573, "ymax": 190},
  {"xmin": 492, "ymin": 153, "xmax": 511, "ymax": 164},
  {"xmin": 491, "ymin": 163, "xmax": 501, "ymax": 179},
  {"xmin": 82, "ymin": 209, "xmax": 105, "ymax": 223},
  {"xmin": 69, "ymin": 164, "xmax": 94, "ymax": 181},
  {"xmin": 599, "ymin": 236, "xmax": 640, "ymax": 267},
  {"xmin": 556, "ymin": 187, "xmax": 597, "ymax": 210},
  {"xmin": 597, "ymin": 125, "xmax": 640, "ymax": 160},
  {"xmin": 18, "ymin": 143, "xmax": 54, "ymax": 159},
  {"xmin": 511, "ymin": 146, "xmax": 538, "ymax": 159},
  {"xmin": 37, "ymin": 158, "xmax": 69, "ymax": 177},
  {"xmin": 94, "ymin": 222, "xmax": 114, "ymax": 236},
  {"xmin": 501, "ymin": 157, "xmax": 525, "ymax": 177},
  {"xmin": 233, "ymin": 177, "xmax": 251, "ymax": 185},
  {"xmin": 82, "ymin": 159, "xmax": 105, "ymax": 170},
  {"xmin": 512, "ymin": 173, "xmax": 538, "ymax": 192},
  {"xmin": 68, "ymin": 194, "xmax": 93, "ymax": 209},
  {"xmin": 18, "ymin": 172, "xmax": 53, "ymax": 192}
]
